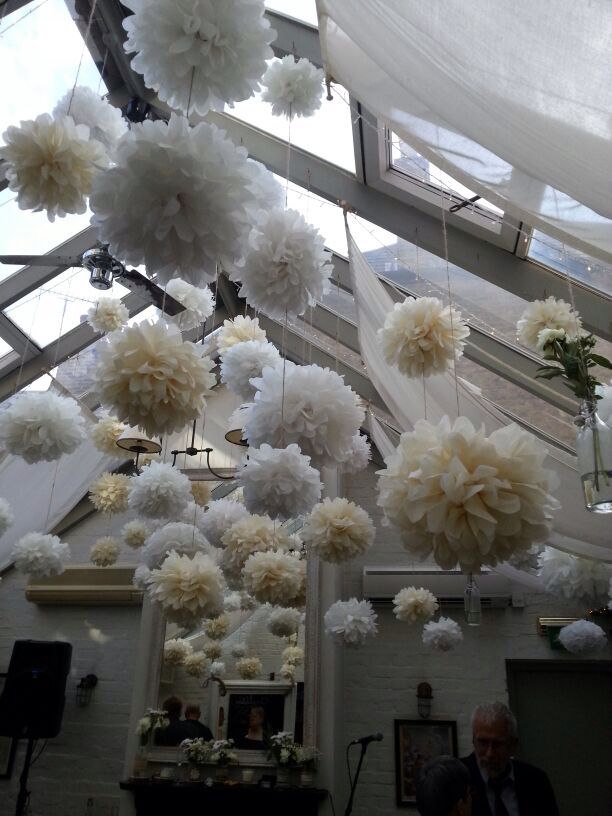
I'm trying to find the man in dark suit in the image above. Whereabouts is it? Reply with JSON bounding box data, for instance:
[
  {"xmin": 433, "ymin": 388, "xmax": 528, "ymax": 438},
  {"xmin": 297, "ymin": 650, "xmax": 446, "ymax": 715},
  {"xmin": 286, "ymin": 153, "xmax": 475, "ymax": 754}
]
[
  {"xmin": 181, "ymin": 704, "xmax": 214, "ymax": 741},
  {"xmin": 416, "ymin": 756, "xmax": 472, "ymax": 816},
  {"xmin": 462, "ymin": 702, "xmax": 559, "ymax": 816}
]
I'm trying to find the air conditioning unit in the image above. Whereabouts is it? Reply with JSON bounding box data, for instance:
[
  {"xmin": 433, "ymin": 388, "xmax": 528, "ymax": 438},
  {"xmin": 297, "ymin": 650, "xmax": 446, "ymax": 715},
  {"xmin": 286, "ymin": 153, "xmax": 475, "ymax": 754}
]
[{"xmin": 363, "ymin": 566, "xmax": 522, "ymax": 608}]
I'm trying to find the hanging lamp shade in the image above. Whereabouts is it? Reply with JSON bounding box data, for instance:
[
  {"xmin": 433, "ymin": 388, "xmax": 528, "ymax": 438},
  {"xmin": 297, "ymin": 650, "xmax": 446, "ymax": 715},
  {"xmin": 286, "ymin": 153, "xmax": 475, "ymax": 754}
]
[
  {"xmin": 116, "ymin": 426, "xmax": 162, "ymax": 455},
  {"xmin": 224, "ymin": 428, "xmax": 248, "ymax": 447}
]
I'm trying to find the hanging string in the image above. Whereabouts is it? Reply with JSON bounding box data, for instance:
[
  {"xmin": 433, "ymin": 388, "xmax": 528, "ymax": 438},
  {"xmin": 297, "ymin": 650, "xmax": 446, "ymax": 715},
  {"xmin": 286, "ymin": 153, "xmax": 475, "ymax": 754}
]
[
  {"xmin": 97, "ymin": 46, "xmax": 109, "ymax": 95},
  {"xmin": 440, "ymin": 206, "xmax": 462, "ymax": 418},
  {"xmin": 186, "ymin": 66, "xmax": 197, "ymax": 120},
  {"xmin": 285, "ymin": 106, "xmax": 293, "ymax": 208},
  {"xmin": 66, "ymin": 0, "xmax": 99, "ymax": 115},
  {"xmin": 280, "ymin": 309, "xmax": 288, "ymax": 447},
  {"xmin": 12, "ymin": 286, "xmax": 43, "ymax": 396},
  {"xmin": 0, "ymin": 0, "xmax": 50, "ymax": 34}
]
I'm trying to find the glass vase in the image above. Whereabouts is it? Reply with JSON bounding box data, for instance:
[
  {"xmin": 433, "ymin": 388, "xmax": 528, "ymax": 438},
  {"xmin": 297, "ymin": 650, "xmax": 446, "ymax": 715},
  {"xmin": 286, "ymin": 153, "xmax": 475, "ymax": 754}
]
[
  {"xmin": 575, "ymin": 400, "xmax": 612, "ymax": 513},
  {"xmin": 299, "ymin": 767, "xmax": 315, "ymax": 787},
  {"xmin": 276, "ymin": 765, "xmax": 291, "ymax": 786}
]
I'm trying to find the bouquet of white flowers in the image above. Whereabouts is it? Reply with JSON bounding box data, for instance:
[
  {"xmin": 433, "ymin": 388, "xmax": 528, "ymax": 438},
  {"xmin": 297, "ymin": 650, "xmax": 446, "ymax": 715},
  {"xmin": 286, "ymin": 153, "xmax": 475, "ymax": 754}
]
[
  {"xmin": 135, "ymin": 709, "xmax": 169, "ymax": 747},
  {"xmin": 181, "ymin": 738, "xmax": 239, "ymax": 767},
  {"xmin": 295, "ymin": 745, "xmax": 321, "ymax": 770},
  {"xmin": 268, "ymin": 732, "xmax": 301, "ymax": 766},
  {"xmin": 207, "ymin": 739, "xmax": 239, "ymax": 766}
]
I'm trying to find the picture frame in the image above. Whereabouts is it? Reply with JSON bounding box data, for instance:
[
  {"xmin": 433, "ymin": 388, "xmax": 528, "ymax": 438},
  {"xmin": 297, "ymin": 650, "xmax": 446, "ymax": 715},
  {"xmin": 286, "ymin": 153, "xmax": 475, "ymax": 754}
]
[
  {"xmin": 0, "ymin": 674, "xmax": 17, "ymax": 779},
  {"xmin": 394, "ymin": 719, "xmax": 458, "ymax": 807}
]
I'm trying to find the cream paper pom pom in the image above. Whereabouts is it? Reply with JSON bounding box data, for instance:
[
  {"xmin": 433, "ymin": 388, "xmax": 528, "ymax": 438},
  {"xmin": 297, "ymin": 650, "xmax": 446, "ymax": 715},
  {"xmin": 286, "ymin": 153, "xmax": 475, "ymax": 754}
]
[
  {"xmin": 91, "ymin": 413, "xmax": 129, "ymax": 457},
  {"xmin": 122, "ymin": 0, "xmax": 275, "ymax": 116},
  {"xmin": 87, "ymin": 297, "xmax": 129, "ymax": 333},
  {"xmin": 242, "ymin": 551, "xmax": 305, "ymax": 606},
  {"xmin": 377, "ymin": 416, "xmax": 559, "ymax": 571},
  {"xmin": 244, "ymin": 363, "xmax": 364, "ymax": 468},
  {"xmin": 148, "ymin": 550, "xmax": 225, "ymax": 625},
  {"xmin": 220, "ymin": 340, "xmax": 281, "ymax": 401},
  {"xmin": 379, "ymin": 296, "xmax": 469, "ymax": 379},
  {"xmin": 205, "ymin": 615, "xmax": 230, "ymax": 640},
  {"xmin": 0, "ymin": 498, "xmax": 14, "ymax": 537},
  {"xmin": 507, "ymin": 544, "xmax": 544, "ymax": 572},
  {"xmin": 239, "ymin": 444, "xmax": 322, "ymax": 521},
  {"xmin": 165, "ymin": 279, "xmax": 215, "ymax": 332},
  {"xmin": 200, "ymin": 499, "xmax": 250, "ymax": 548},
  {"xmin": 0, "ymin": 391, "xmax": 86, "ymax": 464},
  {"xmin": 221, "ymin": 514, "xmax": 289, "ymax": 584},
  {"xmin": 516, "ymin": 296, "xmax": 582, "ymax": 353},
  {"xmin": 129, "ymin": 462, "xmax": 193, "ymax": 519},
  {"xmin": 0, "ymin": 113, "xmax": 108, "ymax": 221},
  {"xmin": 236, "ymin": 656, "xmax": 262, "ymax": 679},
  {"xmin": 133, "ymin": 564, "xmax": 151, "ymax": 589},
  {"xmin": 279, "ymin": 663, "xmax": 295, "ymax": 682},
  {"xmin": 210, "ymin": 660, "xmax": 226, "ymax": 678},
  {"xmin": 183, "ymin": 652, "xmax": 208, "ymax": 677},
  {"xmin": 422, "ymin": 617, "xmax": 463, "ymax": 652},
  {"xmin": 558, "ymin": 620, "xmax": 607, "ymax": 654},
  {"xmin": 190, "ymin": 481, "xmax": 212, "ymax": 508},
  {"xmin": 89, "ymin": 472, "xmax": 130, "ymax": 514},
  {"xmin": 90, "ymin": 536, "xmax": 120, "ymax": 567},
  {"xmin": 261, "ymin": 56, "xmax": 324, "ymax": 119},
  {"xmin": 223, "ymin": 591, "xmax": 243, "ymax": 612},
  {"xmin": 12, "ymin": 532, "xmax": 70, "ymax": 577},
  {"xmin": 217, "ymin": 316, "xmax": 266, "ymax": 356},
  {"xmin": 267, "ymin": 607, "xmax": 303, "ymax": 638},
  {"xmin": 282, "ymin": 645, "xmax": 304, "ymax": 666},
  {"xmin": 163, "ymin": 638, "xmax": 193, "ymax": 667},
  {"xmin": 537, "ymin": 547, "xmax": 612, "ymax": 603},
  {"xmin": 96, "ymin": 321, "xmax": 216, "ymax": 437},
  {"xmin": 203, "ymin": 642, "xmax": 223, "ymax": 661},
  {"xmin": 53, "ymin": 86, "xmax": 127, "ymax": 153},
  {"xmin": 302, "ymin": 497, "xmax": 374, "ymax": 564},
  {"xmin": 230, "ymin": 642, "xmax": 248, "ymax": 659},
  {"xmin": 393, "ymin": 587, "xmax": 439, "ymax": 623},
  {"xmin": 122, "ymin": 520, "xmax": 150, "ymax": 550},
  {"xmin": 240, "ymin": 590, "xmax": 258, "ymax": 611},
  {"xmin": 324, "ymin": 598, "xmax": 378, "ymax": 648},
  {"xmin": 340, "ymin": 433, "xmax": 371, "ymax": 474},
  {"xmin": 141, "ymin": 522, "xmax": 213, "ymax": 569}
]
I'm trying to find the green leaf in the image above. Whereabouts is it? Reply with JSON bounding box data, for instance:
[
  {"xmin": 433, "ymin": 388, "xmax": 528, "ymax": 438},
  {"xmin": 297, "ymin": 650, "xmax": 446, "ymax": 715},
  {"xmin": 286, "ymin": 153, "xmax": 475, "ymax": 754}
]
[{"xmin": 590, "ymin": 354, "xmax": 612, "ymax": 369}]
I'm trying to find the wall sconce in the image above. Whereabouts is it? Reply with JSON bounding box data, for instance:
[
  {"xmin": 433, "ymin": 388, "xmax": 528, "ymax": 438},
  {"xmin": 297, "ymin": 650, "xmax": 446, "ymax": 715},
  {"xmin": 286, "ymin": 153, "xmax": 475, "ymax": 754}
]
[
  {"xmin": 416, "ymin": 682, "xmax": 433, "ymax": 719},
  {"xmin": 76, "ymin": 674, "xmax": 98, "ymax": 707}
]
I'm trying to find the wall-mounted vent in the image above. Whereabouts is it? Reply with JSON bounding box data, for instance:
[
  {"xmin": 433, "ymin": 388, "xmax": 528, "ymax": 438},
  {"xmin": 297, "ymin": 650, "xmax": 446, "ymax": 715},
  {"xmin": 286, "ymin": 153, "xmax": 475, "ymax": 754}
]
[{"xmin": 26, "ymin": 566, "xmax": 143, "ymax": 605}]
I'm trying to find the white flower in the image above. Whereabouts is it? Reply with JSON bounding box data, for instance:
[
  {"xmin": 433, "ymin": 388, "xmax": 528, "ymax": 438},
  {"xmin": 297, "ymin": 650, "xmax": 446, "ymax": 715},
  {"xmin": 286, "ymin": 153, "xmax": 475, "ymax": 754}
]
[
  {"xmin": 324, "ymin": 598, "xmax": 378, "ymax": 648},
  {"xmin": 129, "ymin": 461, "xmax": 193, "ymax": 519},
  {"xmin": 340, "ymin": 433, "xmax": 371, "ymax": 474},
  {"xmin": 244, "ymin": 363, "xmax": 364, "ymax": 468},
  {"xmin": 200, "ymin": 499, "xmax": 250, "ymax": 548},
  {"xmin": 242, "ymin": 550, "xmax": 305, "ymax": 606},
  {"xmin": 235, "ymin": 656, "xmax": 262, "ymax": 679},
  {"xmin": 12, "ymin": 532, "xmax": 70, "ymax": 577},
  {"xmin": 536, "ymin": 327, "xmax": 567, "ymax": 351},
  {"xmin": 221, "ymin": 514, "xmax": 290, "ymax": 584},
  {"xmin": 281, "ymin": 645, "xmax": 304, "ymax": 666},
  {"xmin": 217, "ymin": 316, "xmax": 266, "ymax": 356},
  {"xmin": 0, "ymin": 498, "xmax": 14, "ymax": 537},
  {"xmin": 230, "ymin": 642, "xmax": 248, "ymax": 659},
  {"xmin": 96, "ymin": 321, "xmax": 216, "ymax": 437},
  {"xmin": 378, "ymin": 296, "xmax": 469, "ymax": 379},
  {"xmin": 148, "ymin": 550, "xmax": 225, "ymax": 625},
  {"xmin": 302, "ymin": 497, "xmax": 374, "ymax": 563},
  {"xmin": 90, "ymin": 536, "xmax": 120, "ymax": 567},
  {"xmin": 261, "ymin": 56, "xmax": 324, "ymax": 119},
  {"xmin": 422, "ymin": 617, "xmax": 463, "ymax": 652},
  {"xmin": 133, "ymin": 564, "xmax": 152, "ymax": 589},
  {"xmin": 558, "ymin": 620, "xmax": 607, "ymax": 654},
  {"xmin": 516, "ymin": 296, "xmax": 582, "ymax": 353},
  {"xmin": 164, "ymin": 638, "xmax": 193, "ymax": 666},
  {"xmin": 220, "ymin": 340, "xmax": 281, "ymax": 401},
  {"xmin": 0, "ymin": 113, "xmax": 108, "ymax": 221},
  {"xmin": 122, "ymin": 520, "xmax": 150, "ymax": 550},
  {"xmin": 223, "ymin": 591, "xmax": 243, "ymax": 612},
  {"xmin": 53, "ymin": 86, "xmax": 127, "ymax": 153},
  {"xmin": 377, "ymin": 416, "xmax": 559, "ymax": 571},
  {"xmin": 203, "ymin": 641, "xmax": 223, "ymax": 661},
  {"xmin": 165, "ymin": 279, "xmax": 215, "ymax": 332},
  {"xmin": 122, "ymin": 0, "xmax": 275, "ymax": 116},
  {"xmin": 393, "ymin": 587, "xmax": 439, "ymax": 623},
  {"xmin": 91, "ymin": 413, "xmax": 129, "ymax": 457},
  {"xmin": 89, "ymin": 472, "xmax": 131, "ymax": 514},
  {"xmin": 239, "ymin": 444, "xmax": 322, "ymax": 520},
  {"xmin": 279, "ymin": 663, "xmax": 295, "ymax": 682},
  {"xmin": 538, "ymin": 547, "xmax": 612, "ymax": 603},
  {"xmin": 0, "ymin": 391, "xmax": 86, "ymax": 464},
  {"xmin": 267, "ymin": 607, "xmax": 303, "ymax": 638},
  {"xmin": 87, "ymin": 297, "xmax": 129, "ymax": 333},
  {"xmin": 507, "ymin": 544, "xmax": 544, "ymax": 572},
  {"xmin": 141, "ymin": 521, "xmax": 213, "ymax": 569},
  {"xmin": 205, "ymin": 614, "xmax": 230, "ymax": 640},
  {"xmin": 210, "ymin": 660, "xmax": 226, "ymax": 678},
  {"xmin": 183, "ymin": 651, "xmax": 208, "ymax": 677}
]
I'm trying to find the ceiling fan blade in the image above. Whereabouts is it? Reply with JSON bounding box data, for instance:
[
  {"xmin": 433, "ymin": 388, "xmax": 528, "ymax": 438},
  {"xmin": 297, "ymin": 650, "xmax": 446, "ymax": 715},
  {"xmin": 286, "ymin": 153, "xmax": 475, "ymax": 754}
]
[
  {"xmin": 119, "ymin": 268, "xmax": 184, "ymax": 315},
  {"xmin": 0, "ymin": 254, "xmax": 82, "ymax": 268}
]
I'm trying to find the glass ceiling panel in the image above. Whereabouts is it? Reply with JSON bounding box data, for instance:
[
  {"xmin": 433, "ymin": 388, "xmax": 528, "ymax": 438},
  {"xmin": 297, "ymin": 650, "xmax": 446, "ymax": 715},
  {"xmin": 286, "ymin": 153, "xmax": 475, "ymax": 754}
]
[
  {"xmin": 265, "ymin": 0, "xmax": 318, "ymax": 26},
  {"xmin": 528, "ymin": 229, "xmax": 612, "ymax": 298},
  {"xmin": 0, "ymin": 336, "xmax": 12, "ymax": 358}
]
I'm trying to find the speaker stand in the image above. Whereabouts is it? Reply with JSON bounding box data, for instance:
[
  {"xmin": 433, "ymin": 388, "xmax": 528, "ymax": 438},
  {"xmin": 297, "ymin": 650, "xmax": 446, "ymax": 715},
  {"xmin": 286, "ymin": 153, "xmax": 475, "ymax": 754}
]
[{"xmin": 15, "ymin": 738, "xmax": 35, "ymax": 816}]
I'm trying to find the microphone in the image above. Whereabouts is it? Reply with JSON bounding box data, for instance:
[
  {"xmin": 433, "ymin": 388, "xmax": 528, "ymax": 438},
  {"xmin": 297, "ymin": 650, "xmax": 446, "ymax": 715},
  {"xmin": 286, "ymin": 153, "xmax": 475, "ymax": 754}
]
[{"xmin": 350, "ymin": 732, "xmax": 383, "ymax": 746}]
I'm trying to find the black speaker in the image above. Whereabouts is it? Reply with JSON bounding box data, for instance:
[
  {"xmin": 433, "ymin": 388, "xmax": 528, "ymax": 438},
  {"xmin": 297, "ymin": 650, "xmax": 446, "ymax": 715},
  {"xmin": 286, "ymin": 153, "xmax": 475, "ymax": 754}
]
[{"xmin": 0, "ymin": 640, "xmax": 72, "ymax": 739}]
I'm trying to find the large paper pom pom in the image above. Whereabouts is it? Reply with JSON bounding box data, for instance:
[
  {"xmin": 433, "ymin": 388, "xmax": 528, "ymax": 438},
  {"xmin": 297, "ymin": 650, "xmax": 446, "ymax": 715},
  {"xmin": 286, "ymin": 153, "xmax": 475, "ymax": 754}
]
[
  {"xmin": 217, "ymin": 316, "xmax": 266, "ymax": 355},
  {"xmin": 282, "ymin": 645, "xmax": 304, "ymax": 666},
  {"xmin": 89, "ymin": 472, "xmax": 131, "ymax": 514},
  {"xmin": 393, "ymin": 587, "xmax": 439, "ymax": 623},
  {"xmin": 517, "ymin": 296, "xmax": 582, "ymax": 353},
  {"xmin": 378, "ymin": 296, "xmax": 469, "ymax": 379},
  {"xmin": 233, "ymin": 208, "xmax": 332, "ymax": 319},
  {"xmin": 12, "ymin": 532, "xmax": 70, "ymax": 577},
  {"xmin": 0, "ymin": 498, "xmax": 14, "ymax": 537},
  {"xmin": 200, "ymin": 499, "xmax": 250, "ymax": 548},
  {"xmin": 190, "ymin": 481, "xmax": 212, "ymax": 508},
  {"xmin": 377, "ymin": 416, "xmax": 559, "ymax": 571},
  {"xmin": 0, "ymin": 113, "xmax": 108, "ymax": 221},
  {"xmin": 148, "ymin": 550, "xmax": 225, "ymax": 625},
  {"xmin": 184, "ymin": 652, "xmax": 208, "ymax": 677},
  {"xmin": 302, "ymin": 497, "xmax": 374, "ymax": 563},
  {"xmin": 324, "ymin": 598, "xmax": 377, "ymax": 648},
  {"xmin": 163, "ymin": 638, "xmax": 193, "ymax": 666},
  {"xmin": 267, "ymin": 606, "xmax": 303, "ymax": 638},
  {"xmin": 0, "ymin": 391, "xmax": 86, "ymax": 464},
  {"xmin": 538, "ymin": 547, "xmax": 611, "ymax": 603},
  {"xmin": 53, "ymin": 86, "xmax": 127, "ymax": 153},
  {"xmin": 422, "ymin": 617, "xmax": 463, "ymax": 652},
  {"xmin": 133, "ymin": 564, "xmax": 152, "ymax": 589},
  {"xmin": 91, "ymin": 413, "xmax": 129, "ymax": 457},
  {"xmin": 141, "ymin": 522, "xmax": 213, "ymax": 569},
  {"xmin": 129, "ymin": 461, "xmax": 193, "ymax": 519},
  {"xmin": 558, "ymin": 620, "xmax": 607, "ymax": 654},
  {"xmin": 87, "ymin": 297, "xmax": 129, "ymax": 333},
  {"xmin": 122, "ymin": 520, "xmax": 150, "ymax": 549},
  {"xmin": 236, "ymin": 656, "xmax": 262, "ymax": 679},
  {"xmin": 230, "ymin": 642, "xmax": 248, "ymax": 659},
  {"xmin": 204, "ymin": 614, "xmax": 230, "ymax": 640},
  {"xmin": 220, "ymin": 340, "xmax": 281, "ymax": 401},
  {"xmin": 165, "ymin": 279, "xmax": 215, "ymax": 332},
  {"xmin": 242, "ymin": 550, "xmax": 304, "ymax": 606},
  {"xmin": 221, "ymin": 514, "xmax": 289, "ymax": 584},
  {"xmin": 239, "ymin": 444, "xmax": 322, "ymax": 521},
  {"xmin": 97, "ymin": 321, "xmax": 215, "ymax": 437},
  {"xmin": 223, "ymin": 591, "xmax": 243, "ymax": 612},
  {"xmin": 90, "ymin": 115, "xmax": 262, "ymax": 286},
  {"xmin": 246, "ymin": 159, "xmax": 284, "ymax": 220},
  {"xmin": 122, "ymin": 0, "xmax": 275, "ymax": 116},
  {"xmin": 507, "ymin": 544, "xmax": 543, "ymax": 572},
  {"xmin": 340, "ymin": 433, "xmax": 371, "ymax": 474},
  {"xmin": 244, "ymin": 363, "xmax": 364, "ymax": 468},
  {"xmin": 280, "ymin": 663, "xmax": 295, "ymax": 682},
  {"xmin": 90, "ymin": 536, "xmax": 120, "ymax": 567},
  {"xmin": 203, "ymin": 641, "xmax": 223, "ymax": 661},
  {"xmin": 261, "ymin": 56, "xmax": 324, "ymax": 119}
]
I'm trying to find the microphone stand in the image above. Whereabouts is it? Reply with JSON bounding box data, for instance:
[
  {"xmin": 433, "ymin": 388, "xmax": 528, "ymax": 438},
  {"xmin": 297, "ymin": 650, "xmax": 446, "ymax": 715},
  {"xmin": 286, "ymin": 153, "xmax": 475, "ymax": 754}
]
[{"xmin": 344, "ymin": 741, "xmax": 370, "ymax": 816}]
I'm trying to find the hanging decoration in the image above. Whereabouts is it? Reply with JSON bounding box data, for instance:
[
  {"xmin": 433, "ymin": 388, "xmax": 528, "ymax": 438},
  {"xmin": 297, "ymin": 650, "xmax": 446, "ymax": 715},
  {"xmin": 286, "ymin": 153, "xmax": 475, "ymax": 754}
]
[
  {"xmin": 53, "ymin": 86, "xmax": 128, "ymax": 153},
  {"xmin": 183, "ymin": 652, "xmax": 208, "ymax": 677},
  {"xmin": 302, "ymin": 497, "xmax": 374, "ymax": 563},
  {"xmin": 133, "ymin": 564, "xmax": 152, "ymax": 589},
  {"xmin": 516, "ymin": 296, "xmax": 582, "ymax": 353},
  {"xmin": 558, "ymin": 620, "xmax": 607, "ymax": 654},
  {"xmin": 147, "ymin": 550, "xmax": 225, "ymax": 626},
  {"xmin": 122, "ymin": 520, "xmax": 150, "ymax": 550},
  {"xmin": 189, "ymin": 482, "xmax": 212, "ymax": 508},
  {"xmin": 282, "ymin": 645, "xmax": 304, "ymax": 666},
  {"xmin": 204, "ymin": 615, "xmax": 230, "ymax": 640},
  {"xmin": 165, "ymin": 279, "xmax": 215, "ymax": 332},
  {"xmin": 324, "ymin": 598, "xmax": 378, "ymax": 648},
  {"xmin": 140, "ymin": 522, "xmax": 213, "ymax": 569},
  {"xmin": 88, "ymin": 472, "xmax": 131, "ymax": 515},
  {"xmin": 392, "ymin": 587, "xmax": 439, "ymax": 623},
  {"xmin": 267, "ymin": 607, "xmax": 303, "ymax": 638},
  {"xmin": 230, "ymin": 642, "xmax": 248, "ymax": 659},
  {"xmin": 220, "ymin": 514, "xmax": 290, "ymax": 585},
  {"xmin": 87, "ymin": 297, "xmax": 129, "ymax": 334},
  {"xmin": 163, "ymin": 638, "xmax": 193, "ymax": 667},
  {"xmin": 203, "ymin": 641, "xmax": 223, "ymax": 661},
  {"xmin": 507, "ymin": 544, "xmax": 543, "ymax": 572},
  {"xmin": 12, "ymin": 532, "xmax": 70, "ymax": 578},
  {"xmin": 340, "ymin": 433, "xmax": 371, "ymax": 474},
  {"xmin": 422, "ymin": 617, "xmax": 463, "ymax": 652},
  {"xmin": 220, "ymin": 340, "xmax": 281, "ymax": 400},
  {"xmin": 235, "ymin": 656, "xmax": 263, "ymax": 679},
  {"xmin": 200, "ymin": 499, "xmax": 250, "ymax": 547},
  {"xmin": 242, "ymin": 550, "xmax": 305, "ymax": 606},
  {"xmin": 223, "ymin": 591, "xmax": 243, "ymax": 612},
  {"xmin": 261, "ymin": 56, "xmax": 325, "ymax": 119},
  {"xmin": 217, "ymin": 316, "xmax": 267, "ymax": 356},
  {"xmin": 0, "ymin": 498, "xmax": 14, "ymax": 538},
  {"xmin": 91, "ymin": 413, "xmax": 129, "ymax": 457},
  {"xmin": 246, "ymin": 158, "xmax": 285, "ymax": 221},
  {"xmin": 90, "ymin": 536, "xmax": 120, "ymax": 567},
  {"xmin": 537, "ymin": 547, "xmax": 612, "ymax": 603},
  {"xmin": 128, "ymin": 461, "xmax": 193, "ymax": 519},
  {"xmin": 210, "ymin": 660, "xmax": 226, "ymax": 678},
  {"xmin": 279, "ymin": 663, "xmax": 295, "ymax": 683}
]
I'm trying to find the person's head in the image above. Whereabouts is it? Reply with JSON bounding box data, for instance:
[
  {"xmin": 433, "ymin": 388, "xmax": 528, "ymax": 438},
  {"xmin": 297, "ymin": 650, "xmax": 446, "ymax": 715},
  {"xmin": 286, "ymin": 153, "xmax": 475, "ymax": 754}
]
[
  {"xmin": 162, "ymin": 696, "xmax": 183, "ymax": 719},
  {"xmin": 185, "ymin": 704, "xmax": 201, "ymax": 721},
  {"xmin": 248, "ymin": 706, "xmax": 265, "ymax": 728},
  {"xmin": 416, "ymin": 756, "xmax": 471, "ymax": 816},
  {"xmin": 472, "ymin": 702, "xmax": 518, "ymax": 779}
]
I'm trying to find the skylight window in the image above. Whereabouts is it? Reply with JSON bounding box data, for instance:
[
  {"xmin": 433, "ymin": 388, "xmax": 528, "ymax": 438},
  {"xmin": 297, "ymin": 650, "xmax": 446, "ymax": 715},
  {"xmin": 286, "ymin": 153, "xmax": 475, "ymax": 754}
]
[
  {"xmin": 265, "ymin": 0, "xmax": 318, "ymax": 26},
  {"xmin": 528, "ymin": 230, "xmax": 612, "ymax": 298}
]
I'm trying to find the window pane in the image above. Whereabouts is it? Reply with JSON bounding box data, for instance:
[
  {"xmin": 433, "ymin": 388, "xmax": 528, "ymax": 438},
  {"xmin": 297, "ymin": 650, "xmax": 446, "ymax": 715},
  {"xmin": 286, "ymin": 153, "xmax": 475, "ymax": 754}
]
[
  {"xmin": 265, "ymin": 0, "xmax": 318, "ymax": 26},
  {"xmin": 528, "ymin": 229, "xmax": 612, "ymax": 297}
]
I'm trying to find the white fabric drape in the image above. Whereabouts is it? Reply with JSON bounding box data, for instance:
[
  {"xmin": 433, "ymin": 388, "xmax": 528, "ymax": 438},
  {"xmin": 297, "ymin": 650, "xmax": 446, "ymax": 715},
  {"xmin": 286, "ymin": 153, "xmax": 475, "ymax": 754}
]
[{"xmin": 317, "ymin": 0, "xmax": 612, "ymax": 261}]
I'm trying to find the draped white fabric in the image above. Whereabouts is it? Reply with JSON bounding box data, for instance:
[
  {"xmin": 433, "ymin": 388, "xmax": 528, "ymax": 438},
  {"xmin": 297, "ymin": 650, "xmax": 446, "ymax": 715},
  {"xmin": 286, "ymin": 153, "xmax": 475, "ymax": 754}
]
[
  {"xmin": 317, "ymin": 0, "xmax": 612, "ymax": 261},
  {"xmin": 349, "ymin": 229, "xmax": 612, "ymax": 563}
]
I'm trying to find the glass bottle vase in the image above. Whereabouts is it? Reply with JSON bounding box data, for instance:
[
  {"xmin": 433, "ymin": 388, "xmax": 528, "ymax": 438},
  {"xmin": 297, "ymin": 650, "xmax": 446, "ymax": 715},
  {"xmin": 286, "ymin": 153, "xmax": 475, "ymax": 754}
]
[{"xmin": 575, "ymin": 400, "xmax": 612, "ymax": 513}]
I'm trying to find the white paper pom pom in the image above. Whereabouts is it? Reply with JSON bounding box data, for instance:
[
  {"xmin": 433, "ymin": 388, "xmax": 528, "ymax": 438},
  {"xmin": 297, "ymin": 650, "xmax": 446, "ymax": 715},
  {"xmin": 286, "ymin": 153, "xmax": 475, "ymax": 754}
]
[
  {"xmin": 133, "ymin": 564, "xmax": 152, "ymax": 589},
  {"xmin": 163, "ymin": 638, "xmax": 193, "ymax": 667},
  {"xmin": 302, "ymin": 497, "xmax": 374, "ymax": 563},
  {"xmin": 558, "ymin": 620, "xmax": 607, "ymax": 654},
  {"xmin": 223, "ymin": 591, "xmax": 243, "ymax": 612},
  {"xmin": 217, "ymin": 316, "xmax": 266, "ymax": 356},
  {"xmin": 141, "ymin": 522, "xmax": 213, "ymax": 569},
  {"xmin": 211, "ymin": 660, "xmax": 226, "ymax": 678},
  {"xmin": 422, "ymin": 617, "xmax": 463, "ymax": 652},
  {"xmin": 148, "ymin": 550, "xmax": 225, "ymax": 625},
  {"xmin": 267, "ymin": 607, "xmax": 303, "ymax": 638},
  {"xmin": 0, "ymin": 498, "xmax": 14, "ymax": 537},
  {"xmin": 261, "ymin": 56, "xmax": 324, "ymax": 119},
  {"xmin": 230, "ymin": 642, "xmax": 248, "ymax": 659},
  {"xmin": 507, "ymin": 544, "xmax": 544, "ymax": 572},
  {"xmin": 91, "ymin": 413, "xmax": 129, "ymax": 457},
  {"xmin": 244, "ymin": 363, "xmax": 364, "ymax": 468},
  {"xmin": 220, "ymin": 340, "xmax": 281, "ymax": 401},
  {"xmin": 516, "ymin": 296, "xmax": 582, "ymax": 353},
  {"xmin": 0, "ymin": 391, "xmax": 86, "ymax": 464},
  {"xmin": 89, "ymin": 472, "xmax": 131, "ymax": 514},
  {"xmin": 0, "ymin": 113, "xmax": 108, "ymax": 221},
  {"xmin": 279, "ymin": 663, "xmax": 295, "ymax": 682},
  {"xmin": 129, "ymin": 461, "xmax": 193, "ymax": 519},
  {"xmin": 183, "ymin": 652, "xmax": 208, "ymax": 677},
  {"xmin": 324, "ymin": 598, "xmax": 378, "ymax": 648},
  {"xmin": 538, "ymin": 547, "xmax": 612, "ymax": 603},
  {"xmin": 236, "ymin": 656, "xmax": 262, "ymax": 679},
  {"xmin": 393, "ymin": 587, "xmax": 439, "ymax": 623},
  {"xmin": 203, "ymin": 641, "xmax": 223, "ymax": 661},
  {"xmin": 205, "ymin": 615, "xmax": 230, "ymax": 641},
  {"xmin": 221, "ymin": 514, "xmax": 290, "ymax": 585},
  {"xmin": 122, "ymin": 520, "xmax": 150, "ymax": 550},
  {"xmin": 200, "ymin": 499, "xmax": 250, "ymax": 548},
  {"xmin": 53, "ymin": 86, "xmax": 127, "ymax": 153},
  {"xmin": 12, "ymin": 532, "xmax": 70, "ymax": 577},
  {"xmin": 233, "ymin": 208, "xmax": 332, "ymax": 319},
  {"xmin": 246, "ymin": 159, "xmax": 284, "ymax": 222},
  {"xmin": 282, "ymin": 646, "xmax": 304, "ymax": 667},
  {"xmin": 87, "ymin": 297, "xmax": 129, "ymax": 334},
  {"xmin": 239, "ymin": 444, "xmax": 322, "ymax": 521},
  {"xmin": 340, "ymin": 433, "xmax": 371, "ymax": 474},
  {"xmin": 242, "ymin": 551, "xmax": 304, "ymax": 606},
  {"xmin": 90, "ymin": 536, "xmax": 120, "ymax": 567},
  {"xmin": 165, "ymin": 279, "xmax": 215, "ymax": 332}
]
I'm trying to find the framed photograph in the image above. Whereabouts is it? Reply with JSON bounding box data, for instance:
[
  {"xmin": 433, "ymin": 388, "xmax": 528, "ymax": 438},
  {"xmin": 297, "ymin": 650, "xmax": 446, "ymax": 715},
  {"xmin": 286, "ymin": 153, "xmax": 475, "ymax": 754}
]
[{"xmin": 394, "ymin": 719, "xmax": 458, "ymax": 807}]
